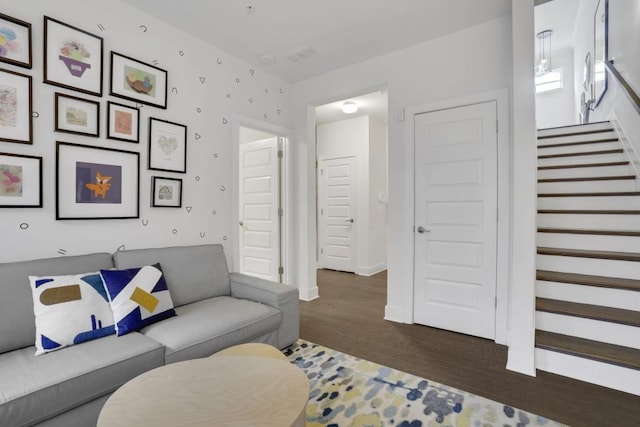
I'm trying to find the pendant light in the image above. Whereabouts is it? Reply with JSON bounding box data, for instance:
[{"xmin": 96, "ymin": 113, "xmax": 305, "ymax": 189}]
[{"xmin": 535, "ymin": 30, "xmax": 553, "ymax": 76}]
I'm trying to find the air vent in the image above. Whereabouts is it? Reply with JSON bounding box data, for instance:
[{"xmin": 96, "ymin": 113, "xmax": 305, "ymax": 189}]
[{"xmin": 286, "ymin": 46, "xmax": 318, "ymax": 63}]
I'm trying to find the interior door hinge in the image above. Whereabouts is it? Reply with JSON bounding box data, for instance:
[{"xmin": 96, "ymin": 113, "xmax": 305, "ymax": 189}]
[
  {"xmin": 278, "ymin": 208, "xmax": 283, "ymax": 217},
  {"xmin": 278, "ymin": 150, "xmax": 283, "ymax": 159},
  {"xmin": 320, "ymin": 208, "xmax": 324, "ymax": 215},
  {"xmin": 278, "ymin": 266, "xmax": 284, "ymax": 274}
]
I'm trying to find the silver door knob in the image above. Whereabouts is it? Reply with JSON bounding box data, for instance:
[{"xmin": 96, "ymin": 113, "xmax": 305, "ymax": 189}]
[
  {"xmin": 416, "ymin": 226, "xmax": 429, "ymax": 233},
  {"xmin": 345, "ymin": 218, "xmax": 354, "ymax": 223}
]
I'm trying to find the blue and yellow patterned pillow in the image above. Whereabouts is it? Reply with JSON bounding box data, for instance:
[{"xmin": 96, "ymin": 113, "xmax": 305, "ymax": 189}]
[
  {"xmin": 29, "ymin": 272, "xmax": 116, "ymax": 356},
  {"xmin": 100, "ymin": 264, "xmax": 176, "ymax": 336}
]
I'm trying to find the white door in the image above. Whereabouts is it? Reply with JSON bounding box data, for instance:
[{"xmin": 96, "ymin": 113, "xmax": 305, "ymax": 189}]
[
  {"xmin": 318, "ymin": 157, "xmax": 356, "ymax": 273},
  {"xmin": 413, "ymin": 101, "xmax": 497, "ymax": 339},
  {"xmin": 239, "ymin": 137, "xmax": 280, "ymax": 282}
]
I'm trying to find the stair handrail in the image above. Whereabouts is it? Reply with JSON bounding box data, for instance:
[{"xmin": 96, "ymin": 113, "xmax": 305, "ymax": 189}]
[{"xmin": 604, "ymin": 60, "xmax": 640, "ymax": 115}]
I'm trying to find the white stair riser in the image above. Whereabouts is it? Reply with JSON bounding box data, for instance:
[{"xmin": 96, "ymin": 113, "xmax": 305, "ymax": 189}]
[
  {"xmin": 538, "ymin": 165, "xmax": 631, "ymax": 179},
  {"xmin": 535, "ymin": 349, "xmax": 640, "ymax": 396},
  {"xmin": 538, "ymin": 131, "xmax": 618, "ymax": 146},
  {"xmin": 537, "ymin": 213, "xmax": 640, "ymax": 230},
  {"xmin": 538, "ymin": 179, "xmax": 635, "ymax": 193},
  {"xmin": 538, "ymin": 122, "xmax": 614, "ymax": 138},
  {"xmin": 537, "ymin": 254, "xmax": 640, "ymax": 280},
  {"xmin": 537, "ymin": 141, "xmax": 621, "ymax": 156},
  {"xmin": 537, "ymin": 232, "xmax": 640, "ymax": 253},
  {"xmin": 536, "ymin": 280, "xmax": 640, "ymax": 311},
  {"xmin": 536, "ymin": 312, "xmax": 640, "ymax": 349},
  {"xmin": 538, "ymin": 195, "xmax": 640, "ymax": 210},
  {"xmin": 538, "ymin": 152, "xmax": 626, "ymax": 167}
]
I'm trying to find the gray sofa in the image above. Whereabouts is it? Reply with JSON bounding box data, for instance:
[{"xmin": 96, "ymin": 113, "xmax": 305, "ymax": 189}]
[{"xmin": 0, "ymin": 244, "xmax": 299, "ymax": 427}]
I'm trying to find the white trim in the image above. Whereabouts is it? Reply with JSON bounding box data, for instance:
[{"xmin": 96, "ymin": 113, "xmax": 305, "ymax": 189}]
[
  {"xmin": 404, "ymin": 88, "xmax": 511, "ymax": 345},
  {"xmin": 299, "ymin": 286, "xmax": 319, "ymax": 301},
  {"xmin": 384, "ymin": 303, "xmax": 411, "ymax": 323},
  {"xmin": 610, "ymin": 112, "xmax": 640, "ymax": 191},
  {"xmin": 357, "ymin": 263, "xmax": 387, "ymax": 277},
  {"xmin": 231, "ymin": 115, "xmax": 294, "ymax": 286},
  {"xmin": 507, "ymin": 348, "xmax": 536, "ymax": 377}
]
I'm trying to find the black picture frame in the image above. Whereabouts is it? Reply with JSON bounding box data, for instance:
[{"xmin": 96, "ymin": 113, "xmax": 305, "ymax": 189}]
[
  {"xmin": 110, "ymin": 51, "xmax": 168, "ymax": 109},
  {"xmin": 148, "ymin": 117, "xmax": 187, "ymax": 173},
  {"xmin": 151, "ymin": 176, "xmax": 182, "ymax": 208},
  {"xmin": 0, "ymin": 152, "xmax": 42, "ymax": 207},
  {"xmin": 56, "ymin": 141, "xmax": 140, "ymax": 220},
  {"xmin": 0, "ymin": 67, "xmax": 32, "ymax": 144},
  {"xmin": 107, "ymin": 101, "xmax": 140, "ymax": 143},
  {"xmin": 0, "ymin": 12, "xmax": 33, "ymax": 69},
  {"xmin": 43, "ymin": 16, "xmax": 104, "ymax": 97},
  {"xmin": 54, "ymin": 92, "xmax": 100, "ymax": 137}
]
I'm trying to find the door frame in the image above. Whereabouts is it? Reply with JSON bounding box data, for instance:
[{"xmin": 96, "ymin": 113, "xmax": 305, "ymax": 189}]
[
  {"xmin": 317, "ymin": 155, "xmax": 358, "ymax": 273},
  {"xmin": 404, "ymin": 89, "xmax": 510, "ymax": 345},
  {"xmin": 232, "ymin": 115, "xmax": 293, "ymax": 285}
]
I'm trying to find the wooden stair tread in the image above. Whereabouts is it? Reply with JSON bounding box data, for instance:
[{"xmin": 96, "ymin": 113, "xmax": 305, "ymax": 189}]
[
  {"xmin": 538, "ymin": 149, "xmax": 623, "ymax": 159},
  {"xmin": 535, "ymin": 330, "xmax": 640, "ymax": 370},
  {"xmin": 538, "ymin": 191, "xmax": 640, "ymax": 197},
  {"xmin": 537, "ymin": 246, "xmax": 640, "ymax": 262},
  {"xmin": 538, "ymin": 209, "xmax": 640, "ymax": 215},
  {"xmin": 536, "ymin": 270, "xmax": 640, "ymax": 292},
  {"xmin": 538, "ymin": 161, "xmax": 629, "ymax": 170},
  {"xmin": 538, "ymin": 175, "xmax": 635, "ymax": 183},
  {"xmin": 537, "ymin": 127, "xmax": 614, "ymax": 140},
  {"xmin": 537, "ymin": 227, "xmax": 640, "ymax": 237},
  {"xmin": 537, "ymin": 138, "xmax": 619, "ymax": 149},
  {"xmin": 536, "ymin": 298, "xmax": 640, "ymax": 327}
]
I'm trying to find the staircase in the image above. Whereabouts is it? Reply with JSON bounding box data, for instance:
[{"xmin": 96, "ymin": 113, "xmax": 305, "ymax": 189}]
[{"xmin": 535, "ymin": 121, "xmax": 640, "ymax": 395}]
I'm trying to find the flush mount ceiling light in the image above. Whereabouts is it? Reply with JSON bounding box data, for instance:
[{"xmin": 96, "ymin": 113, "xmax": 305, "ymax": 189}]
[
  {"xmin": 341, "ymin": 102, "xmax": 358, "ymax": 114},
  {"xmin": 535, "ymin": 29, "xmax": 553, "ymax": 76}
]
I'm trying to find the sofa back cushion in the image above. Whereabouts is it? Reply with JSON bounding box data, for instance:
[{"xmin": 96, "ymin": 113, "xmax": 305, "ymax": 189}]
[
  {"xmin": 113, "ymin": 244, "xmax": 230, "ymax": 307},
  {"xmin": 0, "ymin": 253, "xmax": 114, "ymax": 354}
]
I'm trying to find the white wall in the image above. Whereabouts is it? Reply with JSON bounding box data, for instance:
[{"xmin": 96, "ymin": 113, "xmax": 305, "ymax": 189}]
[
  {"xmin": 535, "ymin": 47, "xmax": 577, "ymax": 128},
  {"xmin": 316, "ymin": 115, "xmax": 387, "ymax": 276},
  {"xmin": 292, "ymin": 16, "xmax": 514, "ymax": 319},
  {"xmin": 0, "ymin": 1, "xmax": 291, "ymax": 264}
]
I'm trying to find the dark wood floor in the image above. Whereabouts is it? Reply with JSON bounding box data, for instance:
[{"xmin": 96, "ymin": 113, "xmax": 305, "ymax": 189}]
[{"xmin": 299, "ymin": 269, "xmax": 640, "ymax": 427}]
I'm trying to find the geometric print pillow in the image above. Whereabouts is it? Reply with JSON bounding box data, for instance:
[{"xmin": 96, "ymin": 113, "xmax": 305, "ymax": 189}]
[
  {"xmin": 99, "ymin": 264, "xmax": 176, "ymax": 336},
  {"xmin": 29, "ymin": 272, "xmax": 116, "ymax": 356}
]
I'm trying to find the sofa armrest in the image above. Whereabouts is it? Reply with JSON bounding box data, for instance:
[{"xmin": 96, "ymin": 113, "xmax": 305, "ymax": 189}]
[{"xmin": 229, "ymin": 272, "xmax": 299, "ymax": 349}]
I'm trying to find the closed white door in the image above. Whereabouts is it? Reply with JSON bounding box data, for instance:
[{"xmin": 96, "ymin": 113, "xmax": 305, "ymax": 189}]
[
  {"xmin": 239, "ymin": 137, "xmax": 280, "ymax": 282},
  {"xmin": 318, "ymin": 157, "xmax": 356, "ymax": 273},
  {"xmin": 413, "ymin": 101, "xmax": 497, "ymax": 339}
]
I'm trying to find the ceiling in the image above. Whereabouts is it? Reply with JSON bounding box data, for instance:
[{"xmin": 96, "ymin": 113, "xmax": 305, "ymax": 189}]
[
  {"xmin": 122, "ymin": 0, "xmax": 511, "ymax": 84},
  {"xmin": 534, "ymin": 0, "xmax": 579, "ymax": 57},
  {"xmin": 315, "ymin": 90, "xmax": 388, "ymax": 125}
]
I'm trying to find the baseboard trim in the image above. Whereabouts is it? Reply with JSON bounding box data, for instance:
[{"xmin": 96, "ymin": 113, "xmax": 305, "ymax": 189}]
[
  {"xmin": 357, "ymin": 264, "xmax": 387, "ymax": 277},
  {"xmin": 299, "ymin": 286, "xmax": 319, "ymax": 301},
  {"xmin": 384, "ymin": 304, "xmax": 412, "ymax": 323},
  {"xmin": 506, "ymin": 348, "xmax": 536, "ymax": 377}
]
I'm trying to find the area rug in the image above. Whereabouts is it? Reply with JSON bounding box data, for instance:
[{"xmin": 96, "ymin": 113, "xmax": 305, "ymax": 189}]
[{"xmin": 285, "ymin": 340, "xmax": 566, "ymax": 427}]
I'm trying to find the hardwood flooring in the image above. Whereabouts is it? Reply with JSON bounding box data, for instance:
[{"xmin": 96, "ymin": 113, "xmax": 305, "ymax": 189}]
[{"xmin": 299, "ymin": 269, "xmax": 640, "ymax": 427}]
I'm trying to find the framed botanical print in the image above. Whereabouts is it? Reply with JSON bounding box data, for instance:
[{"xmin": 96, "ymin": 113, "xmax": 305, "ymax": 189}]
[
  {"xmin": 110, "ymin": 51, "xmax": 167, "ymax": 109},
  {"xmin": 0, "ymin": 68, "xmax": 32, "ymax": 144},
  {"xmin": 0, "ymin": 13, "xmax": 32, "ymax": 69},
  {"xmin": 44, "ymin": 16, "xmax": 103, "ymax": 96},
  {"xmin": 55, "ymin": 92, "xmax": 100, "ymax": 137},
  {"xmin": 0, "ymin": 152, "xmax": 42, "ymax": 207},
  {"xmin": 148, "ymin": 118, "xmax": 187, "ymax": 173},
  {"xmin": 56, "ymin": 141, "xmax": 139, "ymax": 220},
  {"xmin": 151, "ymin": 176, "xmax": 182, "ymax": 208},
  {"xmin": 107, "ymin": 101, "xmax": 139, "ymax": 143}
]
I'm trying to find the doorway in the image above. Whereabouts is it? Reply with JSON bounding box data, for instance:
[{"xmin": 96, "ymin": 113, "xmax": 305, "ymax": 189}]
[{"xmin": 234, "ymin": 120, "xmax": 291, "ymax": 284}]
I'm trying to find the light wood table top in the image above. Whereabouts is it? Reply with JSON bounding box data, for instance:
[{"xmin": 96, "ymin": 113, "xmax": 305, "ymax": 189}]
[{"xmin": 97, "ymin": 356, "xmax": 309, "ymax": 427}]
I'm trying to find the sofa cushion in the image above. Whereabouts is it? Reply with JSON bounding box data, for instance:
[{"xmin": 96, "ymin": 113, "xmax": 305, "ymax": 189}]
[
  {"xmin": 29, "ymin": 272, "xmax": 115, "ymax": 355},
  {"xmin": 0, "ymin": 333, "xmax": 164, "ymax": 427},
  {"xmin": 113, "ymin": 244, "xmax": 230, "ymax": 306},
  {"xmin": 0, "ymin": 253, "xmax": 114, "ymax": 354},
  {"xmin": 140, "ymin": 296, "xmax": 282, "ymax": 364},
  {"xmin": 100, "ymin": 264, "xmax": 176, "ymax": 336}
]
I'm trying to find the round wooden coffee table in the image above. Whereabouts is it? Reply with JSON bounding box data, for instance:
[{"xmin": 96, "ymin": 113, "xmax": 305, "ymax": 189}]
[{"xmin": 97, "ymin": 356, "xmax": 309, "ymax": 427}]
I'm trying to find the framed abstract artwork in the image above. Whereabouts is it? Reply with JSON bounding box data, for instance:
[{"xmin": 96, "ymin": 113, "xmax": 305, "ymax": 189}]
[
  {"xmin": 0, "ymin": 68, "xmax": 32, "ymax": 144},
  {"xmin": 110, "ymin": 52, "xmax": 167, "ymax": 109},
  {"xmin": 0, "ymin": 152, "xmax": 42, "ymax": 207},
  {"xmin": 148, "ymin": 118, "xmax": 187, "ymax": 173},
  {"xmin": 56, "ymin": 141, "xmax": 139, "ymax": 220},
  {"xmin": 44, "ymin": 16, "xmax": 103, "ymax": 97},
  {"xmin": 0, "ymin": 13, "xmax": 32, "ymax": 69},
  {"xmin": 151, "ymin": 176, "xmax": 182, "ymax": 208},
  {"xmin": 54, "ymin": 92, "xmax": 100, "ymax": 137},
  {"xmin": 107, "ymin": 101, "xmax": 139, "ymax": 143}
]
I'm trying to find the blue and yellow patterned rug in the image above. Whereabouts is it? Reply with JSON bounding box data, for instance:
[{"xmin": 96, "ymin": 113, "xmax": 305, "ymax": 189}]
[{"xmin": 285, "ymin": 340, "xmax": 566, "ymax": 427}]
